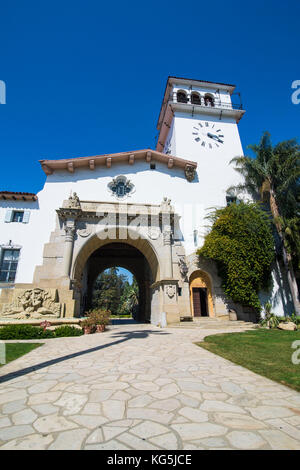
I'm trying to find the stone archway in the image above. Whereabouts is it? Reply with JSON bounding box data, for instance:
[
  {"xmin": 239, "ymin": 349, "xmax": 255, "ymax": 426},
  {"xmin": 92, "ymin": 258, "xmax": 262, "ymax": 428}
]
[
  {"xmin": 189, "ymin": 270, "xmax": 214, "ymax": 318},
  {"xmin": 32, "ymin": 199, "xmax": 184, "ymax": 324},
  {"xmin": 72, "ymin": 230, "xmax": 161, "ymax": 322}
]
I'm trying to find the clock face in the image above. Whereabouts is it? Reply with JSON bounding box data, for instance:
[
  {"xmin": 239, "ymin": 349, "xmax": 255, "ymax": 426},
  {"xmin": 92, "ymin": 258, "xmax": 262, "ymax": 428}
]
[{"xmin": 192, "ymin": 121, "xmax": 224, "ymax": 149}]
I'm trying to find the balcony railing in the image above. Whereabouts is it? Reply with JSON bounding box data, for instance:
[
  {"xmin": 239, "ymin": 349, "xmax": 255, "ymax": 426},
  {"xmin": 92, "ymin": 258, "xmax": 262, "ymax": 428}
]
[{"xmin": 168, "ymin": 95, "xmax": 244, "ymax": 111}]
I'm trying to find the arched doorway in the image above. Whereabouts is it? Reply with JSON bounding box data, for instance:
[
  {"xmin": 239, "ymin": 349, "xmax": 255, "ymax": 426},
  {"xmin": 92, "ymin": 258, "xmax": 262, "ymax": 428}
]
[
  {"xmin": 189, "ymin": 270, "xmax": 214, "ymax": 317},
  {"xmin": 82, "ymin": 243, "xmax": 152, "ymax": 321},
  {"xmin": 72, "ymin": 232, "xmax": 160, "ymax": 322}
]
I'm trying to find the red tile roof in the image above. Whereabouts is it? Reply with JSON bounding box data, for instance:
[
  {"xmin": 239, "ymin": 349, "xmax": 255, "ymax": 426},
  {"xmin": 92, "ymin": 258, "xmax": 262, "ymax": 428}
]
[
  {"xmin": 39, "ymin": 149, "xmax": 197, "ymax": 175},
  {"xmin": 0, "ymin": 191, "xmax": 38, "ymax": 201}
]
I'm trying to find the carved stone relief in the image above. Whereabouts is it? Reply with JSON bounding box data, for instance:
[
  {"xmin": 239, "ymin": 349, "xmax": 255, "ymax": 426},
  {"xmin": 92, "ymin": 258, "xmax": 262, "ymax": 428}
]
[
  {"xmin": 166, "ymin": 285, "xmax": 176, "ymax": 298},
  {"xmin": 1, "ymin": 288, "xmax": 62, "ymax": 319},
  {"xmin": 148, "ymin": 227, "xmax": 160, "ymax": 240},
  {"xmin": 77, "ymin": 222, "xmax": 92, "ymax": 238},
  {"xmin": 178, "ymin": 256, "xmax": 189, "ymax": 278},
  {"xmin": 163, "ymin": 226, "xmax": 172, "ymax": 245},
  {"xmin": 184, "ymin": 165, "xmax": 196, "ymax": 182}
]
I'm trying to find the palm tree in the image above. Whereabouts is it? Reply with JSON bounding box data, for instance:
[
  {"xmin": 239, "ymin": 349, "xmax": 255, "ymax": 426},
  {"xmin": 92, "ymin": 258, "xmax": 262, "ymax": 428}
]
[
  {"xmin": 229, "ymin": 132, "xmax": 300, "ymax": 315},
  {"xmin": 127, "ymin": 280, "xmax": 139, "ymax": 311}
]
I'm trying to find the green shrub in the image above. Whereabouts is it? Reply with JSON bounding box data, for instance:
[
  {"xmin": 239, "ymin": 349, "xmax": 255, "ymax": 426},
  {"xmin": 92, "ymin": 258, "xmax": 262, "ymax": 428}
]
[
  {"xmin": 0, "ymin": 324, "xmax": 85, "ymax": 340},
  {"xmin": 260, "ymin": 311, "xmax": 300, "ymax": 329},
  {"xmin": 54, "ymin": 325, "xmax": 83, "ymax": 337},
  {"xmin": 260, "ymin": 313, "xmax": 280, "ymax": 329},
  {"xmin": 289, "ymin": 313, "xmax": 300, "ymax": 325},
  {"xmin": 198, "ymin": 202, "xmax": 275, "ymax": 312},
  {"xmin": 85, "ymin": 309, "xmax": 111, "ymax": 326},
  {"xmin": 0, "ymin": 324, "xmax": 55, "ymax": 340},
  {"xmin": 79, "ymin": 317, "xmax": 96, "ymax": 330}
]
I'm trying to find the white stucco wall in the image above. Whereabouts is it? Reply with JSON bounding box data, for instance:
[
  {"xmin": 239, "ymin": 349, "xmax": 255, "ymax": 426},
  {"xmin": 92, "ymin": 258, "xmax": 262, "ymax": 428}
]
[
  {"xmin": 0, "ymin": 149, "xmax": 240, "ymax": 288},
  {"xmin": 0, "ymin": 80, "xmax": 291, "ymax": 316}
]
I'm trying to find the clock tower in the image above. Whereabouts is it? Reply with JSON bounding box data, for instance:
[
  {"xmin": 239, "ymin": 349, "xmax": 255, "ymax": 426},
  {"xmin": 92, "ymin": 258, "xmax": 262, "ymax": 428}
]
[{"xmin": 156, "ymin": 76, "xmax": 246, "ymax": 218}]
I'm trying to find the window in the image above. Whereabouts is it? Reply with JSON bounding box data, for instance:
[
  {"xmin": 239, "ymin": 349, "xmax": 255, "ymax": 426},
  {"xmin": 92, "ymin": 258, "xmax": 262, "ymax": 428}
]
[
  {"xmin": 191, "ymin": 93, "xmax": 201, "ymax": 105},
  {"xmin": 226, "ymin": 195, "xmax": 237, "ymax": 206},
  {"xmin": 4, "ymin": 210, "xmax": 30, "ymax": 223},
  {"xmin": 0, "ymin": 249, "xmax": 20, "ymax": 283},
  {"xmin": 12, "ymin": 211, "xmax": 24, "ymax": 223},
  {"xmin": 193, "ymin": 229, "xmax": 198, "ymax": 247},
  {"xmin": 150, "ymin": 163, "xmax": 156, "ymax": 170},
  {"xmin": 177, "ymin": 91, "xmax": 188, "ymax": 103},
  {"xmin": 204, "ymin": 94, "xmax": 214, "ymax": 107}
]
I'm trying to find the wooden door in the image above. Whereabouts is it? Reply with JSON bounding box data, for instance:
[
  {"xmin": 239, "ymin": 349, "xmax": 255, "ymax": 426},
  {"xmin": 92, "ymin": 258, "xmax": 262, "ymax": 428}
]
[{"xmin": 192, "ymin": 287, "xmax": 208, "ymax": 317}]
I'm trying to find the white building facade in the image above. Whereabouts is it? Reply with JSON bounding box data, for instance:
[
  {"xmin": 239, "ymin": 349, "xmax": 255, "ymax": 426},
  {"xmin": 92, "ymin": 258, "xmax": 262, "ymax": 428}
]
[{"xmin": 0, "ymin": 77, "xmax": 293, "ymax": 323}]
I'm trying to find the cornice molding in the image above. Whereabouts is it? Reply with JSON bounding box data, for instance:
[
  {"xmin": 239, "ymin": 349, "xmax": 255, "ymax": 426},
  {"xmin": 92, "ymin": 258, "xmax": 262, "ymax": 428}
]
[
  {"xmin": 39, "ymin": 149, "xmax": 197, "ymax": 177},
  {"xmin": 0, "ymin": 192, "xmax": 37, "ymax": 201}
]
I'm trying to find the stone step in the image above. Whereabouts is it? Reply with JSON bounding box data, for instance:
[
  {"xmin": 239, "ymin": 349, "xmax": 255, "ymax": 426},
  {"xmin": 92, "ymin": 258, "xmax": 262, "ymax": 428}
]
[{"xmin": 169, "ymin": 319, "xmax": 258, "ymax": 329}]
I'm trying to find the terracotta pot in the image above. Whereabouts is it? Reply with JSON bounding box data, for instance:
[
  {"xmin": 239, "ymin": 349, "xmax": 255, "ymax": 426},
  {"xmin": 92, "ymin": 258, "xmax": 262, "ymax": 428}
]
[
  {"xmin": 96, "ymin": 324, "xmax": 106, "ymax": 333},
  {"xmin": 84, "ymin": 326, "xmax": 93, "ymax": 335}
]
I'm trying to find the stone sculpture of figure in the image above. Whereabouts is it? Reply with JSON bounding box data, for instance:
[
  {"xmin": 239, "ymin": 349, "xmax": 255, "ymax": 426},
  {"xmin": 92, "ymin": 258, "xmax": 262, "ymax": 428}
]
[
  {"xmin": 31, "ymin": 289, "xmax": 44, "ymax": 310},
  {"xmin": 161, "ymin": 197, "xmax": 172, "ymax": 211},
  {"xmin": 19, "ymin": 290, "xmax": 32, "ymax": 311},
  {"xmin": 67, "ymin": 192, "xmax": 81, "ymax": 209}
]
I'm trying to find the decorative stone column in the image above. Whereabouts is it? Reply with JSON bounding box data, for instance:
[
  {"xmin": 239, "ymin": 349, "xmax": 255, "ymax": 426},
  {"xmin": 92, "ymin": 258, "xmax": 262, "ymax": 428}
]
[
  {"xmin": 63, "ymin": 223, "xmax": 76, "ymax": 277},
  {"xmin": 162, "ymin": 279, "xmax": 180, "ymax": 324},
  {"xmin": 163, "ymin": 225, "xmax": 173, "ymax": 278}
]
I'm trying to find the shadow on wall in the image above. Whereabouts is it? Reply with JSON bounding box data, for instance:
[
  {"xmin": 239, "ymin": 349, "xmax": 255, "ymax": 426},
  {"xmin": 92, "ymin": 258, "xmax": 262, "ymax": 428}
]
[
  {"xmin": 259, "ymin": 260, "xmax": 294, "ymax": 317},
  {"xmin": 0, "ymin": 200, "xmax": 40, "ymax": 211}
]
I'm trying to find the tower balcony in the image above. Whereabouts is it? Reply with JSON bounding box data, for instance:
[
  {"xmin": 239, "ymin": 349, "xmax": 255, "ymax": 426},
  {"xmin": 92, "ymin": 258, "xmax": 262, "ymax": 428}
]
[{"xmin": 167, "ymin": 93, "xmax": 245, "ymax": 123}]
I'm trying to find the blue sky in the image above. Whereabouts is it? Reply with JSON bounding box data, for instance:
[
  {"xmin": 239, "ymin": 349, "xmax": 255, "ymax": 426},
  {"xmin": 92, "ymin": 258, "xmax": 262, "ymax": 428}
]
[
  {"xmin": 102, "ymin": 268, "xmax": 133, "ymax": 284},
  {"xmin": 0, "ymin": 0, "xmax": 299, "ymax": 194}
]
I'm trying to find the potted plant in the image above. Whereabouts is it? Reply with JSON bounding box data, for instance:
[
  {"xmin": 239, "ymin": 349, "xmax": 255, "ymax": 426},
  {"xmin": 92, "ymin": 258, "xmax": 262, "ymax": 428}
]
[
  {"xmin": 80, "ymin": 317, "xmax": 95, "ymax": 335},
  {"xmin": 88, "ymin": 309, "xmax": 111, "ymax": 332}
]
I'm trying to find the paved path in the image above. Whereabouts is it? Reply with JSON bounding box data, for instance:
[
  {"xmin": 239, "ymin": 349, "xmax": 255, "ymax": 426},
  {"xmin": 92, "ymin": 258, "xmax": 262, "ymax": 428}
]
[{"xmin": 0, "ymin": 323, "xmax": 300, "ymax": 450}]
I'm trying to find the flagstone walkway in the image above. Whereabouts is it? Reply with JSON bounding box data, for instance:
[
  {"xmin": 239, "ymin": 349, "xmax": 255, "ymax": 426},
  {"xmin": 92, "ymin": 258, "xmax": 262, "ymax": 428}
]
[{"xmin": 0, "ymin": 323, "xmax": 300, "ymax": 450}]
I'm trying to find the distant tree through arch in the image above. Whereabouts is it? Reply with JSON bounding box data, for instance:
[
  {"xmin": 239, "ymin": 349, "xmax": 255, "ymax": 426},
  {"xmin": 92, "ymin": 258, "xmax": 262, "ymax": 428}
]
[{"xmin": 91, "ymin": 267, "xmax": 139, "ymax": 318}]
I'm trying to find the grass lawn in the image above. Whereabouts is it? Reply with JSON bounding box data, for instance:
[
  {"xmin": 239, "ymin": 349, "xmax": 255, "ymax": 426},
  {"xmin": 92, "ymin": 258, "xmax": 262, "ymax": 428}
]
[
  {"xmin": 0, "ymin": 343, "xmax": 42, "ymax": 367},
  {"xmin": 197, "ymin": 329, "xmax": 300, "ymax": 392}
]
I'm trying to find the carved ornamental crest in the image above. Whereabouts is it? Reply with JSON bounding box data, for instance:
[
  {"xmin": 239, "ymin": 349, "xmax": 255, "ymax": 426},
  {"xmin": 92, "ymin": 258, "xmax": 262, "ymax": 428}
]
[
  {"xmin": 108, "ymin": 176, "xmax": 135, "ymax": 199},
  {"xmin": 184, "ymin": 165, "xmax": 196, "ymax": 182},
  {"xmin": 166, "ymin": 285, "xmax": 176, "ymax": 298}
]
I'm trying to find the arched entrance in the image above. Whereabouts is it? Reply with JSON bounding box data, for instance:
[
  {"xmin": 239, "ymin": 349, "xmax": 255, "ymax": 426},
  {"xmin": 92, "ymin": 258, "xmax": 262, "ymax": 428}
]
[
  {"xmin": 83, "ymin": 243, "xmax": 152, "ymax": 321},
  {"xmin": 72, "ymin": 231, "xmax": 160, "ymax": 322},
  {"xmin": 189, "ymin": 270, "xmax": 214, "ymax": 318}
]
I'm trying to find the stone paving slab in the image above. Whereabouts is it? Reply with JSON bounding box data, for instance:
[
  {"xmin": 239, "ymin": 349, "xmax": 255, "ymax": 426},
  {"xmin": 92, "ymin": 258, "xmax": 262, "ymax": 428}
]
[{"xmin": 0, "ymin": 323, "xmax": 300, "ymax": 450}]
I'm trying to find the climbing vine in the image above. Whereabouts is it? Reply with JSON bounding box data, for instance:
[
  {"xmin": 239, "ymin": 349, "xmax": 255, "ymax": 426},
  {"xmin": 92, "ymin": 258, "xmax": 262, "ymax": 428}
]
[{"xmin": 197, "ymin": 202, "xmax": 275, "ymax": 311}]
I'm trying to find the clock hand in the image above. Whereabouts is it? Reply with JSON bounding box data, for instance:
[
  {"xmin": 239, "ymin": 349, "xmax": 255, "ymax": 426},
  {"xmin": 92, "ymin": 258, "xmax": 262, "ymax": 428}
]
[
  {"xmin": 207, "ymin": 132, "xmax": 223, "ymax": 143},
  {"xmin": 207, "ymin": 132, "xmax": 219, "ymax": 139}
]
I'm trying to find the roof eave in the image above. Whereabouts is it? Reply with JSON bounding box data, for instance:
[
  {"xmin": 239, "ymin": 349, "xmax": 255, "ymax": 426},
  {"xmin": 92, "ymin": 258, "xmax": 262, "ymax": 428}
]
[{"xmin": 39, "ymin": 149, "xmax": 197, "ymax": 176}]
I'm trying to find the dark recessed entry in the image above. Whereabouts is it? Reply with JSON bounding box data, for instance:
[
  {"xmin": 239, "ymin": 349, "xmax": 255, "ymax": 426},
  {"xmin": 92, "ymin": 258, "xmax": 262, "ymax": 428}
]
[{"xmin": 192, "ymin": 287, "xmax": 208, "ymax": 317}]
